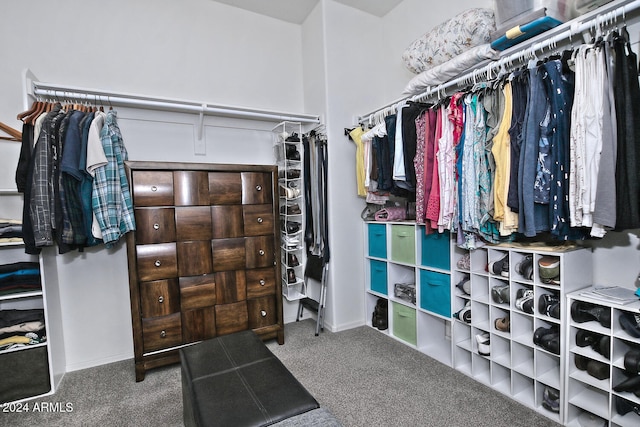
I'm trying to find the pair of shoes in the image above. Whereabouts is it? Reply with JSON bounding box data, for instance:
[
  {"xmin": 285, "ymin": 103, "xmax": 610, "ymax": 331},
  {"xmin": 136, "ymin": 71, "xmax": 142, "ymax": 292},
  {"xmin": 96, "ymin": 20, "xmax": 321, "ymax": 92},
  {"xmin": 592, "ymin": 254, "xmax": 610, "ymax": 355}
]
[
  {"xmin": 476, "ymin": 333, "xmax": 490, "ymax": 356},
  {"xmin": 488, "ymin": 254, "xmax": 509, "ymax": 277},
  {"xmin": 571, "ymin": 301, "xmax": 611, "ymax": 328},
  {"xmin": 619, "ymin": 312, "xmax": 640, "ymax": 338},
  {"xmin": 575, "ymin": 330, "xmax": 610, "ymax": 359},
  {"xmin": 281, "ymin": 220, "xmax": 301, "ymax": 234},
  {"xmin": 279, "ymin": 169, "xmax": 301, "ymax": 179},
  {"xmin": 576, "ymin": 411, "xmax": 607, "ymax": 427},
  {"xmin": 515, "ymin": 254, "xmax": 533, "ymax": 280},
  {"xmin": 372, "ymin": 298, "xmax": 388, "ymax": 330},
  {"xmin": 515, "ymin": 288, "xmax": 534, "ymax": 314},
  {"xmin": 287, "ymin": 253, "xmax": 300, "ymax": 267},
  {"xmin": 539, "ymin": 293, "xmax": 560, "ymax": 319},
  {"xmin": 494, "ymin": 316, "xmax": 510, "ymax": 332},
  {"xmin": 575, "ymin": 354, "xmax": 610, "ymax": 380},
  {"xmin": 539, "ymin": 256, "xmax": 560, "ymax": 284},
  {"xmin": 491, "ymin": 283, "xmax": 510, "ymax": 304},
  {"xmin": 542, "ymin": 386, "xmax": 560, "ymax": 413},
  {"xmin": 285, "ymin": 132, "xmax": 300, "ymax": 142},
  {"xmin": 456, "ymin": 276, "xmax": 471, "ymax": 295},
  {"xmin": 281, "ymin": 204, "xmax": 302, "ymax": 215},
  {"xmin": 279, "ymin": 184, "xmax": 301, "ymax": 199},
  {"xmin": 615, "ymin": 396, "xmax": 640, "ymax": 416},
  {"xmin": 533, "ymin": 326, "xmax": 560, "ymax": 354},
  {"xmin": 625, "ymin": 349, "xmax": 640, "ymax": 374},
  {"xmin": 282, "ymin": 234, "xmax": 299, "ymax": 249},
  {"xmin": 613, "ymin": 374, "xmax": 640, "ymax": 396},
  {"xmin": 457, "ymin": 252, "xmax": 471, "ymax": 270},
  {"xmin": 286, "ymin": 268, "xmax": 297, "ymax": 284},
  {"xmin": 453, "ymin": 301, "xmax": 471, "ymax": 323},
  {"xmin": 285, "ymin": 143, "xmax": 300, "ymax": 160}
]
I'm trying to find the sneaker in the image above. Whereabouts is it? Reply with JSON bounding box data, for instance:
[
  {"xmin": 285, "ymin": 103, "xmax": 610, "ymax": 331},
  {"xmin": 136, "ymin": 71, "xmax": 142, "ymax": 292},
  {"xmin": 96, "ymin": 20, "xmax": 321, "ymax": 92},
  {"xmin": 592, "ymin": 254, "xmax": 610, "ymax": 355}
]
[
  {"xmin": 456, "ymin": 276, "xmax": 471, "ymax": 295},
  {"xmin": 539, "ymin": 256, "xmax": 560, "ymax": 284},
  {"xmin": 515, "ymin": 254, "xmax": 533, "ymax": 280},
  {"xmin": 491, "ymin": 283, "xmax": 510, "ymax": 304},
  {"xmin": 488, "ymin": 254, "xmax": 509, "ymax": 277},
  {"xmin": 476, "ymin": 333, "xmax": 490, "ymax": 356},
  {"xmin": 515, "ymin": 289, "xmax": 534, "ymax": 314},
  {"xmin": 542, "ymin": 386, "xmax": 560, "ymax": 413},
  {"xmin": 619, "ymin": 312, "xmax": 640, "ymax": 338},
  {"xmin": 538, "ymin": 293, "xmax": 560, "ymax": 319},
  {"xmin": 454, "ymin": 301, "xmax": 471, "ymax": 323},
  {"xmin": 571, "ymin": 301, "xmax": 611, "ymax": 328}
]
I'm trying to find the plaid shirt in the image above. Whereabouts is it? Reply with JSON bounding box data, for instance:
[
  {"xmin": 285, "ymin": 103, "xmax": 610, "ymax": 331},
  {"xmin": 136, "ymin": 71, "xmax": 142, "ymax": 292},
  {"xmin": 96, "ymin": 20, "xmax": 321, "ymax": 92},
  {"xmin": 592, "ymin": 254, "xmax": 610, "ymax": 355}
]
[{"xmin": 91, "ymin": 111, "xmax": 135, "ymax": 247}]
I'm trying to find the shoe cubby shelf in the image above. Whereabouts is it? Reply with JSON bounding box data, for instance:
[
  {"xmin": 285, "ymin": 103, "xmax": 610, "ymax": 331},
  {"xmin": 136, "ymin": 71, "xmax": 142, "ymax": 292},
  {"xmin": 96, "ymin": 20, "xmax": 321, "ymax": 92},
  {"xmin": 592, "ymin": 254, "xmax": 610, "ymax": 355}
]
[
  {"xmin": 565, "ymin": 290, "xmax": 640, "ymax": 427},
  {"xmin": 363, "ymin": 220, "xmax": 597, "ymax": 425},
  {"xmin": 273, "ymin": 121, "xmax": 305, "ymax": 302}
]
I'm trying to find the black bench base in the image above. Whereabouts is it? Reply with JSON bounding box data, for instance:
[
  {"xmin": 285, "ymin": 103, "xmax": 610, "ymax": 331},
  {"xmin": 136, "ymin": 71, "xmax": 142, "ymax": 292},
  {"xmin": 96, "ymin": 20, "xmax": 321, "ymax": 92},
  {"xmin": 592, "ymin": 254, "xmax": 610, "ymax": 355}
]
[{"xmin": 180, "ymin": 330, "xmax": 319, "ymax": 427}]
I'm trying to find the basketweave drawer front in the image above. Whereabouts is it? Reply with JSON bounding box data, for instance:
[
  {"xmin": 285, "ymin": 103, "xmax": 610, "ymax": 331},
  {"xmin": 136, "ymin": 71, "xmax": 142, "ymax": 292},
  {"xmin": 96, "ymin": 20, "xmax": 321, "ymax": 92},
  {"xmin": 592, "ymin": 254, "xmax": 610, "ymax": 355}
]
[
  {"xmin": 245, "ymin": 236, "xmax": 275, "ymax": 269},
  {"xmin": 215, "ymin": 270, "xmax": 247, "ymax": 304},
  {"xmin": 241, "ymin": 172, "xmax": 273, "ymax": 205},
  {"xmin": 132, "ymin": 171, "xmax": 174, "ymax": 206},
  {"xmin": 135, "ymin": 208, "xmax": 176, "ymax": 244},
  {"xmin": 177, "ymin": 240, "xmax": 213, "ymax": 276},
  {"xmin": 179, "ymin": 274, "xmax": 216, "ymax": 311},
  {"xmin": 142, "ymin": 313, "xmax": 182, "ymax": 352},
  {"xmin": 136, "ymin": 243, "xmax": 178, "ymax": 282},
  {"xmin": 211, "ymin": 205, "xmax": 244, "ymax": 238},
  {"xmin": 173, "ymin": 170, "xmax": 209, "ymax": 206},
  {"xmin": 246, "ymin": 267, "xmax": 276, "ymax": 299},
  {"xmin": 175, "ymin": 206, "xmax": 213, "ymax": 241},
  {"xmin": 211, "ymin": 238, "xmax": 246, "ymax": 272},
  {"xmin": 247, "ymin": 295, "xmax": 277, "ymax": 329},
  {"xmin": 215, "ymin": 301, "xmax": 249, "ymax": 336},
  {"xmin": 209, "ymin": 172, "xmax": 242, "ymax": 205},
  {"xmin": 243, "ymin": 204, "xmax": 274, "ymax": 236},
  {"xmin": 182, "ymin": 307, "xmax": 216, "ymax": 343},
  {"xmin": 140, "ymin": 278, "xmax": 180, "ymax": 318}
]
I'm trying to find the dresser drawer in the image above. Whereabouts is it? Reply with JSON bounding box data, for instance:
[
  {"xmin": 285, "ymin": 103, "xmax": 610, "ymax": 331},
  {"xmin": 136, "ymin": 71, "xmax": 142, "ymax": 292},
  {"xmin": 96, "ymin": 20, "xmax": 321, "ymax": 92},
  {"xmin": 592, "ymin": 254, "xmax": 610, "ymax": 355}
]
[
  {"xmin": 136, "ymin": 243, "xmax": 178, "ymax": 282},
  {"xmin": 215, "ymin": 270, "xmax": 246, "ymax": 304},
  {"xmin": 132, "ymin": 171, "xmax": 174, "ymax": 206},
  {"xmin": 135, "ymin": 208, "xmax": 176, "ymax": 244},
  {"xmin": 175, "ymin": 206, "xmax": 212, "ymax": 241},
  {"xmin": 208, "ymin": 172, "xmax": 242, "ymax": 205},
  {"xmin": 243, "ymin": 204, "xmax": 274, "ymax": 236},
  {"xmin": 241, "ymin": 172, "xmax": 272, "ymax": 205},
  {"xmin": 174, "ymin": 171, "xmax": 209, "ymax": 206},
  {"xmin": 179, "ymin": 274, "xmax": 216, "ymax": 310},
  {"xmin": 247, "ymin": 295, "xmax": 277, "ymax": 329},
  {"xmin": 177, "ymin": 241, "xmax": 213, "ymax": 276},
  {"xmin": 211, "ymin": 238, "xmax": 246, "ymax": 272},
  {"xmin": 182, "ymin": 307, "xmax": 216, "ymax": 343},
  {"xmin": 211, "ymin": 205, "xmax": 243, "ymax": 238},
  {"xmin": 246, "ymin": 267, "xmax": 276, "ymax": 299},
  {"xmin": 215, "ymin": 301, "xmax": 249, "ymax": 336},
  {"xmin": 140, "ymin": 279, "xmax": 180, "ymax": 318},
  {"xmin": 142, "ymin": 313, "xmax": 182, "ymax": 352},
  {"xmin": 245, "ymin": 236, "xmax": 275, "ymax": 269}
]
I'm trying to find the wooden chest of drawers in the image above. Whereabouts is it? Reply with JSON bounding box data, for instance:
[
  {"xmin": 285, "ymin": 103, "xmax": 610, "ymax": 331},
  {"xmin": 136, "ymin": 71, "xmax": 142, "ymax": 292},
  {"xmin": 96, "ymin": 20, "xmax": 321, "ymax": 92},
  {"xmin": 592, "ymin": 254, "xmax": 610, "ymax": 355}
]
[{"xmin": 124, "ymin": 161, "xmax": 284, "ymax": 381}]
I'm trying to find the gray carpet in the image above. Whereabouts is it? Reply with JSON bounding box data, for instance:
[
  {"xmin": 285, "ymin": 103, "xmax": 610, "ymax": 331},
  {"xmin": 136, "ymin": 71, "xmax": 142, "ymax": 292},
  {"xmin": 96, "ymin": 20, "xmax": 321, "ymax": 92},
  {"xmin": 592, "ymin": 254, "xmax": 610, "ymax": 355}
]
[{"xmin": 2, "ymin": 320, "xmax": 561, "ymax": 427}]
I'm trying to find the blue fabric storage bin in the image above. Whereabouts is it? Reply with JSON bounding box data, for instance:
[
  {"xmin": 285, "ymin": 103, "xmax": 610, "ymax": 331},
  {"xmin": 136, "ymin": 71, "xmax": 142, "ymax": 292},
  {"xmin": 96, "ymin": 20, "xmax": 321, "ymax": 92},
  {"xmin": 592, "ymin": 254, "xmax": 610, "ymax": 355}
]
[
  {"xmin": 369, "ymin": 260, "xmax": 388, "ymax": 295},
  {"xmin": 419, "ymin": 270, "xmax": 451, "ymax": 317},
  {"xmin": 420, "ymin": 230, "xmax": 450, "ymax": 270},
  {"xmin": 367, "ymin": 223, "xmax": 387, "ymax": 258}
]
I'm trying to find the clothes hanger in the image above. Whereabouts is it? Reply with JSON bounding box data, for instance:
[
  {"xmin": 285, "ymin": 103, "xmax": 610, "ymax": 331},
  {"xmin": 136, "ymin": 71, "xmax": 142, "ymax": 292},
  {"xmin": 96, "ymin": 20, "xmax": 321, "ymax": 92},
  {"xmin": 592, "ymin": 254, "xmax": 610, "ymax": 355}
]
[{"xmin": 0, "ymin": 121, "xmax": 22, "ymax": 141}]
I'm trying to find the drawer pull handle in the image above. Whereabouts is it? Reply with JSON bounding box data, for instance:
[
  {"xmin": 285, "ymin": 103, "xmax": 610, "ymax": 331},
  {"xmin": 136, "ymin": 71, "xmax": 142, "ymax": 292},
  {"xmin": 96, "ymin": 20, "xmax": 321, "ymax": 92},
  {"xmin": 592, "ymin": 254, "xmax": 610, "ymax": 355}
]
[
  {"xmin": 158, "ymin": 296, "xmax": 164, "ymax": 303},
  {"xmin": 160, "ymin": 330, "xmax": 166, "ymax": 338},
  {"xmin": 153, "ymin": 223, "xmax": 160, "ymax": 230},
  {"xmin": 259, "ymin": 279, "xmax": 266, "ymax": 286},
  {"xmin": 260, "ymin": 310, "xmax": 267, "ymax": 317},
  {"xmin": 154, "ymin": 260, "xmax": 162, "ymax": 267},
  {"xmin": 259, "ymin": 249, "xmax": 265, "ymax": 256},
  {"xmin": 151, "ymin": 185, "xmax": 158, "ymax": 192},
  {"xmin": 255, "ymin": 185, "xmax": 262, "ymax": 191},
  {"xmin": 257, "ymin": 217, "xmax": 263, "ymax": 223}
]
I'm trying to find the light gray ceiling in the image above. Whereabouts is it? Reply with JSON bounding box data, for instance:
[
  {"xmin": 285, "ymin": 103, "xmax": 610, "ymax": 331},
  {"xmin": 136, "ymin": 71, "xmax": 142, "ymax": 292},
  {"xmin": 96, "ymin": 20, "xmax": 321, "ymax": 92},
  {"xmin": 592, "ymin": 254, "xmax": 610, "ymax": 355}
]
[{"xmin": 211, "ymin": 0, "xmax": 404, "ymax": 24}]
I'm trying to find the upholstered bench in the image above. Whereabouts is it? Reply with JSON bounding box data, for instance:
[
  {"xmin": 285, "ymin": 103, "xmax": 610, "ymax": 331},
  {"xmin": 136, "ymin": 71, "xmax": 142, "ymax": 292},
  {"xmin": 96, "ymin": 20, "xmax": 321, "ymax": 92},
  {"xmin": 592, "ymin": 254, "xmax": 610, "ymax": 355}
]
[{"xmin": 180, "ymin": 330, "xmax": 334, "ymax": 427}]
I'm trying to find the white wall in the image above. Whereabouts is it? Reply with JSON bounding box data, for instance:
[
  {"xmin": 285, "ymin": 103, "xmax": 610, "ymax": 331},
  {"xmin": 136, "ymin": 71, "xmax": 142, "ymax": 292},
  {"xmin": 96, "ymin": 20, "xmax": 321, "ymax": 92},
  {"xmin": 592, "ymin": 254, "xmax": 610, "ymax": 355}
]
[{"xmin": 0, "ymin": 0, "xmax": 307, "ymax": 372}]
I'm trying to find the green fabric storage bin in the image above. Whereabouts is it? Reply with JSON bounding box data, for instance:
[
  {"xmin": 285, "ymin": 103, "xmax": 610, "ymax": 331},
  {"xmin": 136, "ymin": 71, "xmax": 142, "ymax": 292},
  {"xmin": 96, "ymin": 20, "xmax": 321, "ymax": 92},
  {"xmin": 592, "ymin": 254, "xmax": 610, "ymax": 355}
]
[
  {"xmin": 392, "ymin": 302, "xmax": 417, "ymax": 346},
  {"xmin": 367, "ymin": 223, "xmax": 387, "ymax": 258},
  {"xmin": 420, "ymin": 230, "xmax": 450, "ymax": 270},
  {"xmin": 390, "ymin": 225, "xmax": 415, "ymax": 264},
  {"xmin": 369, "ymin": 260, "xmax": 388, "ymax": 295},
  {"xmin": 420, "ymin": 270, "xmax": 451, "ymax": 317}
]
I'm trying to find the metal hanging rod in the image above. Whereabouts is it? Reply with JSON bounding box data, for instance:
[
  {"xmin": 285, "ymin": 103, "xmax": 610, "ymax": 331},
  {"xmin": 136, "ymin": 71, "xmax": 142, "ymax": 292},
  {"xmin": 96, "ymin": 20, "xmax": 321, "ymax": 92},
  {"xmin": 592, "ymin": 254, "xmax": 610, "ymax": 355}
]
[
  {"xmin": 25, "ymin": 72, "xmax": 321, "ymax": 125},
  {"xmin": 357, "ymin": 0, "xmax": 640, "ymax": 124}
]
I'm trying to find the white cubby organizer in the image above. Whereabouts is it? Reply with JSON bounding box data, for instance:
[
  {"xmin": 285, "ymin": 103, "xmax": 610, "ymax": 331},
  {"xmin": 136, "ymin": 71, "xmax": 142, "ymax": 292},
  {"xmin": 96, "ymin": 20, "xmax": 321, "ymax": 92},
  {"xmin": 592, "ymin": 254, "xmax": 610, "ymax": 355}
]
[{"xmin": 364, "ymin": 220, "xmax": 595, "ymax": 425}]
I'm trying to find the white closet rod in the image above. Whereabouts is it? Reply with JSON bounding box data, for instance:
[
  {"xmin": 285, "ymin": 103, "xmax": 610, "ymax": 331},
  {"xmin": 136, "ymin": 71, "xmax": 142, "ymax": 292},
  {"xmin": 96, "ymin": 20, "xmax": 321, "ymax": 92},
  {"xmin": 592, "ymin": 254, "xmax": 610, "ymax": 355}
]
[
  {"xmin": 357, "ymin": 0, "xmax": 640, "ymax": 124},
  {"xmin": 28, "ymin": 79, "xmax": 321, "ymax": 124}
]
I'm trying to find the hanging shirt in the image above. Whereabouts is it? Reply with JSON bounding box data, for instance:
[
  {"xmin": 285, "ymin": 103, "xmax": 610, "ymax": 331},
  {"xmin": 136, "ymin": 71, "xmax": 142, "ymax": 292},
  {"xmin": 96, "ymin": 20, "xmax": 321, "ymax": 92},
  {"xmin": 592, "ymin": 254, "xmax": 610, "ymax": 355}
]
[{"xmin": 348, "ymin": 127, "xmax": 367, "ymax": 197}]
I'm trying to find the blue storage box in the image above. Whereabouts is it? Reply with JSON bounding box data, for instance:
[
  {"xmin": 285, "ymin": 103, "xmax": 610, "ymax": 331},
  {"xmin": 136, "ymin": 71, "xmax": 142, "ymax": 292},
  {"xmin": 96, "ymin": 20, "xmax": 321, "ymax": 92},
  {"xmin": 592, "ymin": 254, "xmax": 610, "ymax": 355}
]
[
  {"xmin": 367, "ymin": 223, "xmax": 387, "ymax": 258},
  {"xmin": 369, "ymin": 260, "xmax": 388, "ymax": 295},
  {"xmin": 420, "ymin": 270, "xmax": 451, "ymax": 317},
  {"xmin": 420, "ymin": 230, "xmax": 450, "ymax": 270}
]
